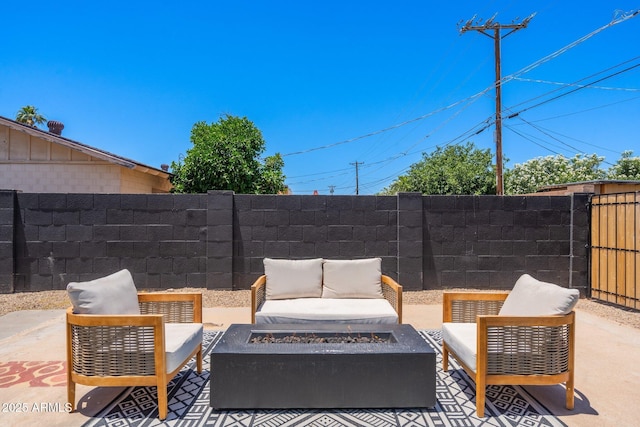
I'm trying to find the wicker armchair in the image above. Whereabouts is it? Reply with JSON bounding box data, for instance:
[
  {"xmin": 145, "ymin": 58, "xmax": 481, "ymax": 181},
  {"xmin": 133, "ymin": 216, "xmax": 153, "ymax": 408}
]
[
  {"xmin": 66, "ymin": 292, "xmax": 203, "ymax": 420},
  {"xmin": 442, "ymin": 286, "xmax": 576, "ymax": 417}
]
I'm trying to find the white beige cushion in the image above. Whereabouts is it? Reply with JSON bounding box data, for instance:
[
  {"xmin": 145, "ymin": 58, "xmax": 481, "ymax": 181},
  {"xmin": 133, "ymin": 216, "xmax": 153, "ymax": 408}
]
[
  {"xmin": 442, "ymin": 322, "xmax": 477, "ymax": 371},
  {"xmin": 264, "ymin": 258, "xmax": 323, "ymax": 300},
  {"xmin": 255, "ymin": 298, "xmax": 398, "ymax": 324},
  {"xmin": 165, "ymin": 323, "xmax": 203, "ymax": 373},
  {"xmin": 499, "ymin": 274, "xmax": 579, "ymax": 316},
  {"xmin": 67, "ymin": 269, "xmax": 140, "ymax": 315},
  {"xmin": 321, "ymin": 258, "xmax": 383, "ymax": 299}
]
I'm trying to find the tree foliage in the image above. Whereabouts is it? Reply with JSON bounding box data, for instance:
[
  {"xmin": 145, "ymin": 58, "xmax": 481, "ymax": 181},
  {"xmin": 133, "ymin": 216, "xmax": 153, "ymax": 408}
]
[
  {"xmin": 380, "ymin": 142, "xmax": 496, "ymax": 195},
  {"xmin": 15, "ymin": 105, "xmax": 46, "ymax": 127},
  {"xmin": 170, "ymin": 114, "xmax": 286, "ymax": 194},
  {"xmin": 606, "ymin": 151, "xmax": 640, "ymax": 180},
  {"xmin": 504, "ymin": 154, "xmax": 606, "ymax": 194}
]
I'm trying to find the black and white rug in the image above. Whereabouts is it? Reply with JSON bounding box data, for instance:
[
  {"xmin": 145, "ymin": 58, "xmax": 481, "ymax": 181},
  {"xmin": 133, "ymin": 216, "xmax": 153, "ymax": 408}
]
[{"xmin": 83, "ymin": 330, "xmax": 566, "ymax": 427}]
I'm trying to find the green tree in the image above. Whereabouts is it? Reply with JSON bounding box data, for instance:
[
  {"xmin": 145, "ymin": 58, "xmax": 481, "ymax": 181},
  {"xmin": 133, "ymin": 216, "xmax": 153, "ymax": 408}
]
[
  {"xmin": 170, "ymin": 114, "xmax": 286, "ymax": 194},
  {"xmin": 380, "ymin": 142, "xmax": 496, "ymax": 195},
  {"xmin": 504, "ymin": 153, "xmax": 606, "ymax": 194},
  {"xmin": 15, "ymin": 105, "xmax": 46, "ymax": 127},
  {"xmin": 607, "ymin": 151, "xmax": 640, "ymax": 180}
]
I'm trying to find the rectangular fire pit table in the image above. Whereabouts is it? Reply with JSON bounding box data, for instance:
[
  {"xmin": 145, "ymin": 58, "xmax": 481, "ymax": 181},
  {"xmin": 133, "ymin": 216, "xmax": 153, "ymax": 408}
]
[{"xmin": 210, "ymin": 323, "xmax": 436, "ymax": 409}]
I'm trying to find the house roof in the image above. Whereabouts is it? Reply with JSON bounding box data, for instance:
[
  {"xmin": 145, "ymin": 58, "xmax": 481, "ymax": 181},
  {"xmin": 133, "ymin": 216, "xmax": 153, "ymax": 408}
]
[
  {"xmin": 0, "ymin": 115, "xmax": 170, "ymax": 178},
  {"xmin": 538, "ymin": 179, "xmax": 640, "ymax": 190}
]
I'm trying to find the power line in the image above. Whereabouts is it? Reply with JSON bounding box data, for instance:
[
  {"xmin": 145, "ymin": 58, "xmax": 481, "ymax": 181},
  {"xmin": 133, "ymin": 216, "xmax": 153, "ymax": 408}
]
[
  {"xmin": 506, "ymin": 62, "xmax": 640, "ymax": 119},
  {"xmin": 512, "ymin": 77, "xmax": 640, "ymax": 92}
]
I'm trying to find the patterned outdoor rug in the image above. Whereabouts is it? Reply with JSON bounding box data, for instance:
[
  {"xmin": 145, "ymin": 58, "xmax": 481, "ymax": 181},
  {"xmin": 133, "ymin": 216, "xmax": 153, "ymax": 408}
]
[{"xmin": 82, "ymin": 330, "xmax": 566, "ymax": 427}]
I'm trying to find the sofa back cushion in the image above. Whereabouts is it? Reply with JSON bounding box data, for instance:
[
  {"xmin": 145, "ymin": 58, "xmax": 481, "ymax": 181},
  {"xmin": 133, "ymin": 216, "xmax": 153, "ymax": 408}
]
[
  {"xmin": 499, "ymin": 274, "xmax": 579, "ymax": 316},
  {"xmin": 321, "ymin": 258, "xmax": 383, "ymax": 299},
  {"xmin": 264, "ymin": 258, "xmax": 323, "ymax": 300},
  {"xmin": 67, "ymin": 269, "xmax": 140, "ymax": 315}
]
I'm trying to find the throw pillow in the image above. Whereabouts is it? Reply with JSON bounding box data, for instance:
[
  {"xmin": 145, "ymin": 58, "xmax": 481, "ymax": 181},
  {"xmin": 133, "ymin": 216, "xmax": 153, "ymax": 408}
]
[
  {"xmin": 264, "ymin": 258, "xmax": 323, "ymax": 300},
  {"xmin": 321, "ymin": 258, "xmax": 383, "ymax": 299},
  {"xmin": 67, "ymin": 269, "xmax": 141, "ymax": 315},
  {"xmin": 499, "ymin": 274, "xmax": 579, "ymax": 316}
]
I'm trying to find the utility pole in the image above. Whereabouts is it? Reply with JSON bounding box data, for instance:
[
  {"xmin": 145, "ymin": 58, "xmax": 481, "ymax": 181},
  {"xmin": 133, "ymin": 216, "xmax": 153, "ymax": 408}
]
[
  {"xmin": 350, "ymin": 161, "xmax": 363, "ymax": 195},
  {"xmin": 459, "ymin": 13, "xmax": 534, "ymax": 195}
]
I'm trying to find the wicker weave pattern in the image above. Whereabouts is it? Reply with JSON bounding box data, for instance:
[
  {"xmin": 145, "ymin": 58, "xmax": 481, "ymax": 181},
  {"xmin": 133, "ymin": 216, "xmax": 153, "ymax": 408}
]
[
  {"xmin": 451, "ymin": 299, "xmax": 504, "ymax": 323},
  {"xmin": 139, "ymin": 300, "xmax": 195, "ymax": 323},
  {"xmin": 255, "ymin": 283, "xmax": 266, "ymax": 312},
  {"xmin": 381, "ymin": 281, "xmax": 398, "ymax": 312},
  {"xmin": 486, "ymin": 324, "xmax": 570, "ymax": 375},
  {"xmin": 70, "ymin": 325, "xmax": 156, "ymax": 376}
]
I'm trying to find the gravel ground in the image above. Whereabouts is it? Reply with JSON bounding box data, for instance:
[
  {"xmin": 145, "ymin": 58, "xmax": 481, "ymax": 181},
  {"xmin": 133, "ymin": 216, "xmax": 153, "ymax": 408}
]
[{"xmin": 1, "ymin": 288, "xmax": 639, "ymax": 330}]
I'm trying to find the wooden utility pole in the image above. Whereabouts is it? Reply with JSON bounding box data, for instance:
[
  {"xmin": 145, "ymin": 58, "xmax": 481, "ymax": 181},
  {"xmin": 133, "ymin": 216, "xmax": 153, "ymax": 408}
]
[
  {"xmin": 350, "ymin": 161, "xmax": 363, "ymax": 195},
  {"xmin": 459, "ymin": 13, "xmax": 534, "ymax": 195}
]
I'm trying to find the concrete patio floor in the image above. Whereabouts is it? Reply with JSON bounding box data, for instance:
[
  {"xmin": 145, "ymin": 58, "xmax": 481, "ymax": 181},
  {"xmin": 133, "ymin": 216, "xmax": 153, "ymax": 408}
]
[{"xmin": 0, "ymin": 304, "xmax": 638, "ymax": 427}]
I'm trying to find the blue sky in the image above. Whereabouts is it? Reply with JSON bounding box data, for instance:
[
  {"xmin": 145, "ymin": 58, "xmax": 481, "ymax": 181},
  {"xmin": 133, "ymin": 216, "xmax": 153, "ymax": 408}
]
[{"xmin": 2, "ymin": 1, "xmax": 639, "ymax": 195}]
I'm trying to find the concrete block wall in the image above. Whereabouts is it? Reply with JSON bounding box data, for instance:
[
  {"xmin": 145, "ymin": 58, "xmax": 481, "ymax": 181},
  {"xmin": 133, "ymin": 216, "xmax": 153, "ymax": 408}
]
[
  {"xmin": 11, "ymin": 192, "xmax": 208, "ymax": 291},
  {"xmin": 422, "ymin": 194, "xmax": 590, "ymax": 292},
  {"xmin": 231, "ymin": 193, "xmax": 401, "ymax": 289},
  {"xmin": 0, "ymin": 191, "xmax": 14, "ymax": 292},
  {"xmin": 0, "ymin": 190, "xmax": 590, "ymax": 293}
]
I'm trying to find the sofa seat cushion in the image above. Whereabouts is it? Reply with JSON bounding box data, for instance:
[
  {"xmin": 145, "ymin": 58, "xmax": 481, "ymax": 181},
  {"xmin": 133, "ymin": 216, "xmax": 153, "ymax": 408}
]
[
  {"xmin": 442, "ymin": 322, "xmax": 477, "ymax": 371},
  {"xmin": 165, "ymin": 323, "xmax": 203, "ymax": 374},
  {"xmin": 499, "ymin": 274, "xmax": 580, "ymax": 316},
  {"xmin": 255, "ymin": 298, "xmax": 398, "ymax": 324}
]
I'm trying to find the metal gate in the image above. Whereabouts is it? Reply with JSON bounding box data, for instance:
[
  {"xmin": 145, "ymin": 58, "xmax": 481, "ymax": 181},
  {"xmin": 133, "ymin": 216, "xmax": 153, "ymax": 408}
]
[{"xmin": 590, "ymin": 192, "xmax": 639, "ymax": 309}]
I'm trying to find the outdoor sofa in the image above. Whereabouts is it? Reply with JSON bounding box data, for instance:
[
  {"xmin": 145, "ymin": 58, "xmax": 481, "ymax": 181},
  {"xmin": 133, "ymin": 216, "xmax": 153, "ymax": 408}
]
[
  {"xmin": 65, "ymin": 269, "xmax": 203, "ymax": 420},
  {"xmin": 251, "ymin": 258, "xmax": 403, "ymax": 324},
  {"xmin": 442, "ymin": 273, "xmax": 579, "ymax": 417}
]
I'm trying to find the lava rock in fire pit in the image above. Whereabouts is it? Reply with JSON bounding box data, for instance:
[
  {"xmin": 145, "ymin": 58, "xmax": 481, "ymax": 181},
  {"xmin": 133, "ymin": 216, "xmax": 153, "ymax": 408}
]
[{"xmin": 250, "ymin": 333, "xmax": 390, "ymax": 344}]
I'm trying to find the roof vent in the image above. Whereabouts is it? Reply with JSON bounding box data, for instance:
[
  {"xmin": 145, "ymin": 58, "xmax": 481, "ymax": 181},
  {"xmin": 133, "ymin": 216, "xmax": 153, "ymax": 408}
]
[
  {"xmin": 161, "ymin": 164, "xmax": 169, "ymax": 171},
  {"xmin": 47, "ymin": 120, "xmax": 64, "ymax": 135}
]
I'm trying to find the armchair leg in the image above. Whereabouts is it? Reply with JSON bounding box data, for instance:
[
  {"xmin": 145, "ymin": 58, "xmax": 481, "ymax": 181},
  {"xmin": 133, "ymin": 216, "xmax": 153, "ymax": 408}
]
[
  {"xmin": 196, "ymin": 347, "xmax": 203, "ymax": 374},
  {"xmin": 566, "ymin": 378, "xmax": 575, "ymax": 410},
  {"xmin": 158, "ymin": 383, "xmax": 168, "ymax": 420},
  {"xmin": 442, "ymin": 346, "xmax": 449, "ymax": 371},
  {"xmin": 67, "ymin": 380, "xmax": 76, "ymax": 412},
  {"xmin": 476, "ymin": 377, "xmax": 486, "ymax": 417}
]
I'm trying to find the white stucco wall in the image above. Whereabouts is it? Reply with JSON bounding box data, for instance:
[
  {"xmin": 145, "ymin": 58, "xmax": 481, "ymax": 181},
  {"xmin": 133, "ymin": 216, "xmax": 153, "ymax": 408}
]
[
  {"xmin": 0, "ymin": 163, "xmax": 121, "ymax": 193},
  {"xmin": 0, "ymin": 123, "xmax": 172, "ymax": 193}
]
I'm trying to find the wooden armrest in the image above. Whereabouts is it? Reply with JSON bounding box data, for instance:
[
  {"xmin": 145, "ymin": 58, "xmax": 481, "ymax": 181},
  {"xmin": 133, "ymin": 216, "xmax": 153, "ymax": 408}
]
[
  {"xmin": 478, "ymin": 311, "xmax": 575, "ymax": 328},
  {"xmin": 443, "ymin": 291, "xmax": 509, "ymax": 323},
  {"xmin": 381, "ymin": 275, "xmax": 403, "ymax": 323},
  {"xmin": 66, "ymin": 307, "xmax": 164, "ymax": 327},
  {"xmin": 137, "ymin": 292, "xmax": 202, "ymax": 323},
  {"xmin": 251, "ymin": 275, "xmax": 267, "ymax": 323}
]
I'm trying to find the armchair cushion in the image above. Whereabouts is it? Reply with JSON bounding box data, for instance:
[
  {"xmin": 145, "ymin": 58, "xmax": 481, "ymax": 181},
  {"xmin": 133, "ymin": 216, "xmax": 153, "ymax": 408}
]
[
  {"xmin": 165, "ymin": 323, "xmax": 204, "ymax": 373},
  {"xmin": 66, "ymin": 269, "xmax": 140, "ymax": 315},
  {"xmin": 442, "ymin": 322, "xmax": 477, "ymax": 370},
  {"xmin": 499, "ymin": 274, "xmax": 579, "ymax": 316},
  {"xmin": 321, "ymin": 258, "xmax": 383, "ymax": 299},
  {"xmin": 264, "ymin": 258, "xmax": 323, "ymax": 300}
]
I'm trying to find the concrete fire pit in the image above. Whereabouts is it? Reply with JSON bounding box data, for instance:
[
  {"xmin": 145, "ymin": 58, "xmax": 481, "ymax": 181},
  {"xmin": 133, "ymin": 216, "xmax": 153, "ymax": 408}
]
[{"xmin": 210, "ymin": 324, "xmax": 436, "ymax": 409}]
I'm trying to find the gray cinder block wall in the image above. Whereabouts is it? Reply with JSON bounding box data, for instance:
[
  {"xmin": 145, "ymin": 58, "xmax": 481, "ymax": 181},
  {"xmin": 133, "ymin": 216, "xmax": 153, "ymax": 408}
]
[{"xmin": 0, "ymin": 190, "xmax": 589, "ymax": 293}]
